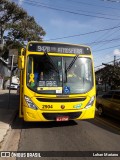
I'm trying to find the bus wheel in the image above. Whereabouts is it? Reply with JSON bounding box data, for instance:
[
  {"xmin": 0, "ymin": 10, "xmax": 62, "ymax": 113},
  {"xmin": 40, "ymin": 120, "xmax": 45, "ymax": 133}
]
[{"xmin": 98, "ymin": 105, "xmax": 104, "ymax": 116}]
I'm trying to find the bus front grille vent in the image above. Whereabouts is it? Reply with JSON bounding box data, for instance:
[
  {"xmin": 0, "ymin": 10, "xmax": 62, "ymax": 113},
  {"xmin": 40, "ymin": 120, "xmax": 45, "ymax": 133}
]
[
  {"xmin": 42, "ymin": 112, "xmax": 82, "ymax": 120},
  {"xmin": 36, "ymin": 98, "xmax": 86, "ymax": 102}
]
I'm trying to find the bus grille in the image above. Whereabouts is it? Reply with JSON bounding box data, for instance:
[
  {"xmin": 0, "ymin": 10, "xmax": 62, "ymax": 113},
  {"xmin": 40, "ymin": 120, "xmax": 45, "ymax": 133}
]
[
  {"xmin": 37, "ymin": 98, "xmax": 86, "ymax": 102},
  {"xmin": 42, "ymin": 112, "xmax": 82, "ymax": 120}
]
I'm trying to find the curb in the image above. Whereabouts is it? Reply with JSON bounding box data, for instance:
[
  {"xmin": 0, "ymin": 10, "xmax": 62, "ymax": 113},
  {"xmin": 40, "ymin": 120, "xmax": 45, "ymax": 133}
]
[{"xmin": 0, "ymin": 109, "xmax": 18, "ymax": 150}]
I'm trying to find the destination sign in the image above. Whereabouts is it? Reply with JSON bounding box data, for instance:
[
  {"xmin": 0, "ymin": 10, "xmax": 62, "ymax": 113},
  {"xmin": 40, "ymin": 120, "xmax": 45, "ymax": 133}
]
[{"xmin": 28, "ymin": 43, "xmax": 91, "ymax": 55}]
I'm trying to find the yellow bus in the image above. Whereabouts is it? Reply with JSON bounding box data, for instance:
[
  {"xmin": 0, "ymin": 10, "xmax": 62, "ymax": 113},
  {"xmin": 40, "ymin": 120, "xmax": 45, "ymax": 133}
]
[{"xmin": 18, "ymin": 41, "xmax": 96, "ymax": 121}]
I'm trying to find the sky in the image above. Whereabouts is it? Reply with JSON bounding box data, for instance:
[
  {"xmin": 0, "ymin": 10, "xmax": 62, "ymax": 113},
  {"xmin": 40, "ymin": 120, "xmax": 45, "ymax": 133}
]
[{"xmin": 12, "ymin": 0, "xmax": 120, "ymax": 69}]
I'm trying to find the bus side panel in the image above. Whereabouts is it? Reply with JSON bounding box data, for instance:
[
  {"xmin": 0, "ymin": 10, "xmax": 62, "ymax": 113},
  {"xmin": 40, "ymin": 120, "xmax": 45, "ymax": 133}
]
[{"xmin": 19, "ymin": 70, "xmax": 24, "ymax": 117}]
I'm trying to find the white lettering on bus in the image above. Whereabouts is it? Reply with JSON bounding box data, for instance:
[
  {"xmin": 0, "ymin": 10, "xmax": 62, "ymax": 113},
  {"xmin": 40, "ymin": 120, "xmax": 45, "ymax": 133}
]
[
  {"xmin": 37, "ymin": 46, "xmax": 50, "ymax": 52},
  {"xmin": 58, "ymin": 48, "xmax": 83, "ymax": 54}
]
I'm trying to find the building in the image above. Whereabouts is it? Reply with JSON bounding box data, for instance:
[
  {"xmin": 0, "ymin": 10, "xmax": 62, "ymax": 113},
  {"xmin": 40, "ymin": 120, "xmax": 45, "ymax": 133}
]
[{"xmin": 0, "ymin": 56, "xmax": 18, "ymax": 89}]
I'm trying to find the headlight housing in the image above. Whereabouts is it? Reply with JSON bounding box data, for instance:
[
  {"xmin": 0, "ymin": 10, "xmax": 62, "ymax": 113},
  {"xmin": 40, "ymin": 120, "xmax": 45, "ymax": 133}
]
[
  {"xmin": 85, "ymin": 96, "xmax": 95, "ymax": 109},
  {"xmin": 24, "ymin": 96, "xmax": 38, "ymax": 110}
]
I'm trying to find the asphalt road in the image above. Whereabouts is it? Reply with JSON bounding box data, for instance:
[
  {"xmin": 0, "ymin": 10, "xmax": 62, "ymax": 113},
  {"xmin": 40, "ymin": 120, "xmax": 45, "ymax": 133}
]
[
  {"xmin": 1, "ymin": 90, "xmax": 119, "ymax": 159},
  {"xmin": 10, "ymin": 113, "xmax": 120, "ymax": 160}
]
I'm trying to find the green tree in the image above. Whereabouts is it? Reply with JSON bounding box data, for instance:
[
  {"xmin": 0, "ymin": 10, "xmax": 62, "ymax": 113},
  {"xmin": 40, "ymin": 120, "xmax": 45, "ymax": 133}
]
[
  {"xmin": 100, "ymin": 62, "xmax": 120, "ymax": 89},
  {"xmin": 6, "ymin": 16, "xmax": 46, "ymax": 42},
  {"xmin": 0, "ymin": 0, "xmax": 27, "ymax": 45},
  {"xmin": 0, "ymin": 0, "xmax": 46, "ymax": 55}
]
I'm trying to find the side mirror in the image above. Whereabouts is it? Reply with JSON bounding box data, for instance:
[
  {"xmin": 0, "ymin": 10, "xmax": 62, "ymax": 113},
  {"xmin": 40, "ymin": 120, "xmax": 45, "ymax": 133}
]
[
  {"xmin": 18, "ymin": 48, "xmax": 25, "ymax": 69},
  {"xmin": 21, "ymin": 48, "xmax": 25, "ymax": 55},
  {"xmin": 18, "ymin": 55, "xmax": 24, "ymax": 69}
]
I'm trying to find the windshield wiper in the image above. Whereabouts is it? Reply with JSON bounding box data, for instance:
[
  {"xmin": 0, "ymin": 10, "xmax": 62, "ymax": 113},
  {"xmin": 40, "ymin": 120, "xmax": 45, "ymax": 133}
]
[
  {"xmin": 66, "ymin": 54, "xmax": 80, "ymax": 72},
  {"xmin": 64, "ymin": 54, "xmax": 80, "ymax": 83},
  {"xmin": 44, "ymin": 51, "xmax": 59, "ymax": 73}
]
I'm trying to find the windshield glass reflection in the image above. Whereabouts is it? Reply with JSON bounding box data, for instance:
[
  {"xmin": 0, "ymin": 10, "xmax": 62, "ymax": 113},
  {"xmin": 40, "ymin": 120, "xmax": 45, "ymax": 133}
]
[{"xmin": 26, "ymin": 55, "xmax": 93, "ymax": 94}]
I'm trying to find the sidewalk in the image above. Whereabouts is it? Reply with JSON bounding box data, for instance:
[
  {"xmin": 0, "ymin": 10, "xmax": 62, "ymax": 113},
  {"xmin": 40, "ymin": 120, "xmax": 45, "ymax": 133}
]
[{"xmin": 0, "ymin": 89, "xmax": 19, "ymax": 148}]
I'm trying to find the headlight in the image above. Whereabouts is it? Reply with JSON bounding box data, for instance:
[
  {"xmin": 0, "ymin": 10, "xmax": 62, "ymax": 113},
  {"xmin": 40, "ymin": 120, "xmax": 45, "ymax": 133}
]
[
  {"xmin": 85, "ymin": 96, "xmax": 95, "ymax": 109},
  {"xmin": 24, "ymin": 96, "xmax": 38, "ymax": 110}
]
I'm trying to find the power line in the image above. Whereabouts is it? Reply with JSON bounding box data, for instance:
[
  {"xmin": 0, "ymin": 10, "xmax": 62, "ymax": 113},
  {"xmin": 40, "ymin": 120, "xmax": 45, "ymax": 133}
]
[
  {"xmin": 74, "ymin": 8, "xmax": 120, "ymax": 19},
  {"xmin": 44, "ymin": 25, "xmax": 120, "ymax": 41},
  {"xmin": 93, "ymin": 47, "xmax": 119, "ymax": 59},
  {"xmin": 92, "ymin": 42, "xmax": 120, "ymax": 59},
  {"xmin": 101, "ymin": 0, "xmax": 120, "ymax": 3},
  {"xmin": 13, "ymin": 0, "xmax": 120, "ymax": 45},
  {"xmin": 86, "ymin": 36, "xmax": 120, "ymax": 45},
  {"xmin": 92, "ymin": 24, "xmax": 120, "ymax": 49},
  {"xmin": 87, "ymin": 20, "xmax": 120, "ymax": 60},
  {"xmin": 65, "ymin": 0, "xmax": 120, "ymax": 10},
  {"xmin": 13, "ymin": 0, "xmax": 120, "ymax": 20},
  {"xmin": 13, "ymin": 0, "xmax": 120, "ymax": 54},
  {"xmin": 47, "ymin": 0, "xmax": 120, "ymax": 18},
  {"xmin": 95, "ymin": 57, "xmax": 120, "ymax": 68},
  {"xmin": 89, "ymin": 20, "xmax": 120, "ymax": 45},
  {"xmin": 94, "ymin": 52, "xmax": 116, "ymax": 63},
  {"xmin": 93, "ymin": 44, "xmax": 120, "ymax": 52},
  {"xmin": 68, "ymin": 6, "xmax": 120, "ymax": 19}
]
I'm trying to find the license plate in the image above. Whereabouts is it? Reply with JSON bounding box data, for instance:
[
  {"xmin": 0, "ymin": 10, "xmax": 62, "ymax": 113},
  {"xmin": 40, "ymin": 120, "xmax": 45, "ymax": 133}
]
[{"xmin": 56, "ymin": 116, "xmax": 69, "ymax": 121}]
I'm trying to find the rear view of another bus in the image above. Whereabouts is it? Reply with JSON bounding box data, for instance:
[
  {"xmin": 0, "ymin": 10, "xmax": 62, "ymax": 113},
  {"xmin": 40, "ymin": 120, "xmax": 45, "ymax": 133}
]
[{"xmin": 18, "ymin": 42, "xmax": 96, "ymax": 122}]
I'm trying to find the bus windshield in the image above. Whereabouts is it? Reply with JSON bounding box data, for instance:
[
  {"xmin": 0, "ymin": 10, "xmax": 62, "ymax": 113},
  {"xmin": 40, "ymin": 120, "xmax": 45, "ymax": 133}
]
[{"xmin": 27, "ymin": 54, "xmax": 93, "ymax": 94}]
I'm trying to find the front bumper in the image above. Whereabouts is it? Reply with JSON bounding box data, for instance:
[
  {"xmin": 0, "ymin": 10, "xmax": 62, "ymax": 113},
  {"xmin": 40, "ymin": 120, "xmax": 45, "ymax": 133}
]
[{"xmin": 23, "ymin": 106, "xmax": 95, "ymax": 122}]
